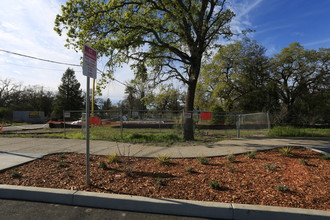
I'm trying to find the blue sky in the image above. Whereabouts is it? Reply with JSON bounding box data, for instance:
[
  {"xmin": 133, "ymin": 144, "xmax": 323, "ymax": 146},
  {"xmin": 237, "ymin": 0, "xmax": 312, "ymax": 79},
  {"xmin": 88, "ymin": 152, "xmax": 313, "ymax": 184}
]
[{"xmin": 0, "ymin": 0, "xmax": 329, "ymax": 102}]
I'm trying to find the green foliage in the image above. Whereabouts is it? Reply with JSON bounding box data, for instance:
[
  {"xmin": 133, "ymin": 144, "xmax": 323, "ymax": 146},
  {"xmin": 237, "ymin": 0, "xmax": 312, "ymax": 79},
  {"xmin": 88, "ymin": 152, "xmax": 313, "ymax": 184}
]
[
  {"xmin": 98, "ymin": 161, "xmax": 107, "ymax": 169},
  {"xmin": 247, "ymin": 151, "xmax": 257, "ymax": 159},
  {"xmin": 227, "ymin": 154, "xmax": 235, "ymax": 163},
  {"xmin": 58, "ymin": 161, "xmax": 69, "ymax": 168},
  {"xmin": 263, "ymin": 163, "xmax": 279, "ymax": 172},
  {"xmin": 107, "ymin": 153, "xmax": 119, "ymax": 164},
  {"xmin": 10, "ymin": 169, "xmax": 22, "ymax": 179},
  {"xmin": 55, "ymin": 0, "xmax": 236, "ymax": 141},
  {"xmin": 300, "ymin": 160, "xmax": 308, "ymax": 166},
  {"xmin": 156, "ymin": 178, "xmax": 165, "ymax": 186},
  {"xmin": 276, "ymin": 184, "xmax": 289, "ymax": 192},
  {"xmin": 321, "ymin": 155, "xmax": 330, "ymax": 160},
  {"xmin": 199, "ymin": 156, "xmax": 209, "ymax": 165},
  {"xmin": 279, "ymin": 147, "xmax": 294, "ymax": 156},
  {"xmin": 53, "ymin": 68, "xmax": 83, "ymax": 119},
  {"xmin": 157, "ymin": 155, "xmax": 171, "ymax": 165},
  {"xmin": 226, "ymin": 165, "xmax": 236, "ymax": 173},
  {"xmin": 126, "ymin": 133, "xmax": 181, "ymax": 143},
  {"xmin": 268, "ymin": 126, "xmax": 330, "ymax": 137},
  {"xmin": 209, "ymin": 180, "xmax": 220, "ymax": 190},
  {"xmin": 186, "ymin": 167, "xmax": 194, "ymax": 173}
]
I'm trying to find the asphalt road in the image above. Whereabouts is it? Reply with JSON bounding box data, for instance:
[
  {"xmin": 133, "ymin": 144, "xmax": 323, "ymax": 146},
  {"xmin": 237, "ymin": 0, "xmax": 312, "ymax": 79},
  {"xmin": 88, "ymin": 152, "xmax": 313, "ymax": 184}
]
[{"xmin": 0, "ymin": 199, "xmax": 212, "ymax": 220}]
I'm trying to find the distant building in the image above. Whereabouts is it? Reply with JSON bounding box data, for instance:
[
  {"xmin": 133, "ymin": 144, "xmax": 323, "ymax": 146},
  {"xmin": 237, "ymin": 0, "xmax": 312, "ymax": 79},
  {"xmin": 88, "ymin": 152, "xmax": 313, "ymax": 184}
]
[{"xmin": 13, "ymin": 111, "xmax": 45, "ymax": 123}]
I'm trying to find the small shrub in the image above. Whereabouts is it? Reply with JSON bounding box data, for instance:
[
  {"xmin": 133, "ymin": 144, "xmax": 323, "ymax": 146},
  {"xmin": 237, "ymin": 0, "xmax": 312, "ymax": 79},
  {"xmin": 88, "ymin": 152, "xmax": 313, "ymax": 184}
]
[
  {"xmin": 98, "ymin": 161, "xmax": 107, "ymax": 169},
  {"xmin": 156, "ymin": 178, "xmax": 165, "ymax": 186},
  {"xmin": 247, "ymin": 151, "xmax": 257, "ymax": 159},
  {"xmin": 226, "ymin": 165, "xmax": 236, "ymax": 173},
  {"xmin": 59, "ymin": 155, "xmax": 67, "ymax": 160},
  {"xmin": 227, "ymin": 154, "xmax": 235, "ymax": 163},
  {"xmin": 209, "ymin": 180, "xmax": 220, "ymax": 190},
  {"xmin": 11, "ymin": 169, "xmax": 22, "ymax": 178},
  {"xmin": 300, "ymin": 159, "xmax": 308, "ymax": 166},
  {"xmin": 199, "ymin": 156, "xmax": 208, "ymax": 165},
  {"xmin": 276, "ymin": 184, "xmax": 289, "ymax": 192},
  {"xmin": 157, "ymin": 154, "xmax": 171, "ymax": 165},
  {"xmin": 58, "ymin": 161, "xmax": 69, "ymax": 168},
  {"xmin": 107, "ymin": 153, "xmax": 119, "ymax": 163},
  {"xmin": 279, "ymin": 146, "xmax": 294, "ymax": 156},
  {"xmin": 321, "ymin": 155, "xmax": 330, "ymax": 160},
  {"xmin": 263, "ymin": 163, "xmax": 279, "ymax": 171}
]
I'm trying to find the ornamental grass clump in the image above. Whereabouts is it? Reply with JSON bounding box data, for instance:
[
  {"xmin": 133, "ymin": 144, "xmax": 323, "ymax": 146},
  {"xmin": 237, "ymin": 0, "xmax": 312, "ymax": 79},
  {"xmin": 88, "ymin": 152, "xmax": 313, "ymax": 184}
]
[
  {"xmin": 279, "ymin": 146, "xmax": 294, "ymax": 156},
  {"xmin": 227, "ymin": 154, "xmax": 235, "ymax": 163},
  {"xmin": 157, "ymin": 154, "xmax": 171, "ymax": 165},
  {"xmin": 107, "ymin": 153, "xmax": 119, "ymax": 164},
  {"xmin": 198, "ymin": 156, "xmax": 208, "ymax": 165},
  {"xmin": 247, "ymin": 151, "xmax": 257, "ymax": 159}
]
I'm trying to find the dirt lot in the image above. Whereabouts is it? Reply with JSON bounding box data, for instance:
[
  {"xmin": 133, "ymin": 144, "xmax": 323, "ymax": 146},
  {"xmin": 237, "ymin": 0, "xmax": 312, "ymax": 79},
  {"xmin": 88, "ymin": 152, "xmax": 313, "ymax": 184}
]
[{"xmin": 0, "ymin": 147, "xmax": 329, "ymax": 211}]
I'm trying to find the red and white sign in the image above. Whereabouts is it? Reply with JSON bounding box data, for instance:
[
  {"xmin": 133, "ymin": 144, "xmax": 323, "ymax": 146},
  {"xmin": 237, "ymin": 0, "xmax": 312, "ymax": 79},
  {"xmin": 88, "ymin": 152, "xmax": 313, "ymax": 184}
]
[{"xmin": 83, "ymin": 44, "xmax": 97, "ymax": 79}]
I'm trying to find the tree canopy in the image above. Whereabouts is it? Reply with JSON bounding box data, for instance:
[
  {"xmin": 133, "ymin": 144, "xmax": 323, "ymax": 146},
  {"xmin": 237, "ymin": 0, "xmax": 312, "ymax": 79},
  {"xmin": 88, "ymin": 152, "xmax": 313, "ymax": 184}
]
[
  {"xmin": 53, "ymin": 68, "xmax": 84, "ymax": 119},
  {"xmin": 54, "ymin": 0, "xmax": 235, "ymax": 140}
]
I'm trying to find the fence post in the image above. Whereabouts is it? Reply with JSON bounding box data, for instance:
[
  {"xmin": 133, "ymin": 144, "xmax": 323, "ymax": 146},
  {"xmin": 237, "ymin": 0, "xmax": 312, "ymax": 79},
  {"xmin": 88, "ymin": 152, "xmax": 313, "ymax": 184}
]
[
  {"xmin": 120, "ymin": 109, "xmax": 123, "ymax": 140},
  {"xmin": 236, "ymin": 114, "xmax": 241, "ymax": 138},
  {"xmin": 63, "ymin": 110, "xmax": 66, "ymax": 138},
  {"xmin": 267, "ymin": 111, "xmax": 271, "ymax": 130}
]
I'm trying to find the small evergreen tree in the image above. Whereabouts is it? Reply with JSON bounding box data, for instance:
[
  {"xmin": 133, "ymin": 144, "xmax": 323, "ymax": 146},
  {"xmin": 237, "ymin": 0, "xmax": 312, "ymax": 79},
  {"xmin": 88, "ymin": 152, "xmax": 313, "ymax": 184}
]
[{"xmin": 53, "ymin": 68, "xmax": 84, "ymax": 119}]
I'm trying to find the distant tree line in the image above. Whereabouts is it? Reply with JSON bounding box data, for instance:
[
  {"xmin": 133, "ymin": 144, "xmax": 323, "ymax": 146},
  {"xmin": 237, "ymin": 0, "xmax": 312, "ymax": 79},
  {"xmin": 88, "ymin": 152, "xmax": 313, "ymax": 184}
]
[
  {"xmin": 195, "ymin": 39, "xmax": 330, "ymax": 125},
  {"xmin": 1, "ymin": 41, "xmax": 329, "ymax": 126}
]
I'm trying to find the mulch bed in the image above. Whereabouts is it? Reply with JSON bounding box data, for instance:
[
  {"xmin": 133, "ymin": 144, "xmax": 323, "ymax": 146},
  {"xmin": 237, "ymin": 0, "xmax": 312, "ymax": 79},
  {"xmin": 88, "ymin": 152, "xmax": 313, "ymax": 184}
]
[{"xmin": 0, "ymin": 147, "xmax": 329, "ymax": 211}]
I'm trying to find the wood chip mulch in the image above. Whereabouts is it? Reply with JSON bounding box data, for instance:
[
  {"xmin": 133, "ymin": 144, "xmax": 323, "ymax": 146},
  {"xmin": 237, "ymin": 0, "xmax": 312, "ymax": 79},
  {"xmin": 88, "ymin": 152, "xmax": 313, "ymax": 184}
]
[{"xmin": 0, "ymin": 147, "xmax": 329, "ymax": 211}]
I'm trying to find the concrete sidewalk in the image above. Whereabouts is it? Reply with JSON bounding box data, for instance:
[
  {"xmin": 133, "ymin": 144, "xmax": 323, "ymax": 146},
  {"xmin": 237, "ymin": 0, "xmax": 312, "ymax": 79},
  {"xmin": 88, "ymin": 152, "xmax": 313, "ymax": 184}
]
[{"xmin": 0, "ymin": 137, "xmax": 330, "ymax": 170}]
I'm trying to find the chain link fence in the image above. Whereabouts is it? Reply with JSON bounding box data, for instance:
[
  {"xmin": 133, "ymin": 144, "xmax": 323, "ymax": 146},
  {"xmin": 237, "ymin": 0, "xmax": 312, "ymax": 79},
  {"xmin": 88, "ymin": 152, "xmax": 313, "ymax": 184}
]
[{"xmin": 53, "ymin": 110, "xmax": 270, "ymax": 140}]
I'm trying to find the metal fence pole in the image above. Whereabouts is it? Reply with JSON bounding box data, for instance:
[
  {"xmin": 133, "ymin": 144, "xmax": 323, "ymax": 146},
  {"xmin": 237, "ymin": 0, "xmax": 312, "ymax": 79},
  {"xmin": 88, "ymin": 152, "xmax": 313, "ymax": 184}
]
[
  {"xmin": 120, "ymin": 109, "xmax": 123, "ymax": 140},
  {"xmin": 236, "ymin": 114, "xmax": 241, "ymax": 138}
]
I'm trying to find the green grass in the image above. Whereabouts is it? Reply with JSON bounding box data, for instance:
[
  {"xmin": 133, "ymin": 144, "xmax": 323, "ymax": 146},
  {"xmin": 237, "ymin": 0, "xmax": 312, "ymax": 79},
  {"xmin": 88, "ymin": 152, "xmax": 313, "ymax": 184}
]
[{"xmin": 268, "ymin": 126, "xmax": 330, "ymax": 137}]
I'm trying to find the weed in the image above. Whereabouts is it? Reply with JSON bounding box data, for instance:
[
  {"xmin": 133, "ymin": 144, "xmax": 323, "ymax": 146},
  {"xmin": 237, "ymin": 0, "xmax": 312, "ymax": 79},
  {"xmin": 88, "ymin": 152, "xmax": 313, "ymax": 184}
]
[
  {"xmin": 156, "ymin": 178, "xmax": 165, "ymax": 186},
  {"xmin": 58, "ymin": 161, "xmax": 68, "ymax": 168},
  {"xmin": 209, "ymin": 180, "xmax": 220, "ymax": 190},
  {"xmin": 186, "ymin": 167, "xmax": 194, "ymax": 173},
  {"xmin": 226, "ymin": 165, "xmax": 236, "ymax": 173},
  {"xmin": 157, "ymin": 154, "xmax": 171, "ymax": 165},
  {"xmin": 227, "ymin": 154, "xmax": 235, "ymax": 163},
  {"xmin": 98, "ymin": 161, "xmax": 107, "ymax": 169},
  {"xmin": 321, "ymin": 155, "xmax": 330, "ymax": 160},
  {"xmin": 263, "ymin": 163, "xmax": 279, "ymax": 171},
  {"xmin": 247, "ymin": 151, "xmax": 257, "ymax": 159},
  {"xmin": 11, "ymin": 169, "xmax": 22, "ymax": 178},
  {"xmin": 279, "ymin": 146, "xmax": 294, "ymax": 156},
  {"xmin": 64, "ymin": 172, "xmax": 73, "ymax": 178},
  {"xmin": 300, "ymin": 159, "xmax": 308, "ymax": 166},
  {"xmin": 276, "ymin": 184, "xmax": 289, "ymax": 192},
  {"xmin": 199, "ymin": 156, "xmax": 208, "ymax": 165},
  {"xmin": 59, "ymin": 155, "xmax": 67, "ymax": 160},
  {"xmin": 107, "ymin": 153, "xmax": 119, "ymax": 164}
]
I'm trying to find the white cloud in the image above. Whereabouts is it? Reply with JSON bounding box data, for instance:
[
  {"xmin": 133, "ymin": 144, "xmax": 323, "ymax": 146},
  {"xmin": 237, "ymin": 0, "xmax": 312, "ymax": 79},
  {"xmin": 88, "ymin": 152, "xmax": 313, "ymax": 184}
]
[
  {"xmin": 0, "ymin": 0, "xmax": 132, "ymax": 101},
  {"xmin": 304, "ymin": 38, "xmax": 330, "ymax": 47}
]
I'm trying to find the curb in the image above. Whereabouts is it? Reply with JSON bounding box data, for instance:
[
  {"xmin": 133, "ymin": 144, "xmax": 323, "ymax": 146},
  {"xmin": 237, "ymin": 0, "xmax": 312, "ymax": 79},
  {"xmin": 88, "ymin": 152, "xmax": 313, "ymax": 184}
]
[{"xmin": 0, "ymin": 185, "xmax": 329, "ymax": 220}]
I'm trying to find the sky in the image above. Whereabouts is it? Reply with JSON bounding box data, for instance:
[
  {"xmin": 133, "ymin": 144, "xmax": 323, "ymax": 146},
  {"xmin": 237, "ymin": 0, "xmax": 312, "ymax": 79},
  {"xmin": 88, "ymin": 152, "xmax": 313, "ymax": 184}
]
[{"xmin": 0, "ymin": 0, "xmax": 329, "ymax": 103}]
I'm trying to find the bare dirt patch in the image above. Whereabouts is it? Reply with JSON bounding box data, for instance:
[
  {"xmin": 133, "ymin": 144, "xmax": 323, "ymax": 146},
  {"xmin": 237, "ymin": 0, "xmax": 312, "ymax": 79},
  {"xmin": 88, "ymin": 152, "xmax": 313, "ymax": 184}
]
[{"xmin": 0, "ymin": 147, "xmax": 329, "ymax": 211}]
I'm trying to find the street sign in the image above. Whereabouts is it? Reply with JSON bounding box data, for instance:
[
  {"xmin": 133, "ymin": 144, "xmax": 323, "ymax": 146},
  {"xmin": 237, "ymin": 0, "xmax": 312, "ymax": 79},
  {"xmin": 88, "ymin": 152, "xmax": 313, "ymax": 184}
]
[
  {"xmin": 82, "ymin": 44, "xmax": 98, "ymax": 186},
  {"xmin": 83, "ymin": 44, "xmax": 97, "ymax": 79},
  {"xmin": 63, "ymin": 112, "xmax": 70, "ymax": 118}
]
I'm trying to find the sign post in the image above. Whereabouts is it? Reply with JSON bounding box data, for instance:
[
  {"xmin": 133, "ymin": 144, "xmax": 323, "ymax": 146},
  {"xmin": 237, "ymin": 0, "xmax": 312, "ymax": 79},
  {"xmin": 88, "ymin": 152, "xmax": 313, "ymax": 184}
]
[{"xmin": 83, "ymin": 44, "xmax": 97, "ymax": 185}]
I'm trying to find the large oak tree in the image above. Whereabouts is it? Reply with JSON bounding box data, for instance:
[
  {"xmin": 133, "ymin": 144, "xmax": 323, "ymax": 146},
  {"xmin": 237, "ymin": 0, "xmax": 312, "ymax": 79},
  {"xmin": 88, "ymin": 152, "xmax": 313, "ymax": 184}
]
[{"xmin": 54, "ymin": 0, "xmax": 235, "ymax": 140}]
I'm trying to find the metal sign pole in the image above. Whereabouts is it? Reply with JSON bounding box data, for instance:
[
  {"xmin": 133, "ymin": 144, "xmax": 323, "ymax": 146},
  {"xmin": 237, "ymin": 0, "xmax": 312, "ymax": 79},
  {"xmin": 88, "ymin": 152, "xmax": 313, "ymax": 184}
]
[
  {"xmin": 86, "ymin": 76, "xmax": 90, "ymax": 185},
  {"xmin": 83, "ymin": 44, "xmax": 97, "ymax": 186}
]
